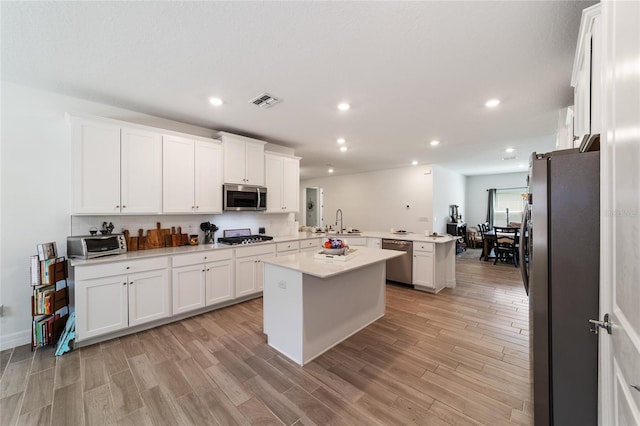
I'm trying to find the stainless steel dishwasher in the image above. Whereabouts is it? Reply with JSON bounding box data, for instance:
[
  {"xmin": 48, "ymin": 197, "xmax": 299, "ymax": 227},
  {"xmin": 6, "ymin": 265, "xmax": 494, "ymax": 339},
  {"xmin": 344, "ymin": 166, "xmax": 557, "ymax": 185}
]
[{"xmin": 382, "ymin": 239, "xmax": 413, "ymax": 285}]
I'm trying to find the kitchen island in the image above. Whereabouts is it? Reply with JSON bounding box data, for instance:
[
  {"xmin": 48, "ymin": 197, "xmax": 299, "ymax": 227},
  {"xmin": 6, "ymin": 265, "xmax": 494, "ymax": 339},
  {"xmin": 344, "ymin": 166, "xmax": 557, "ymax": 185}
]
[{"xmin": 262, "ymin": 246, "xmax": 403, "ymax": 366}]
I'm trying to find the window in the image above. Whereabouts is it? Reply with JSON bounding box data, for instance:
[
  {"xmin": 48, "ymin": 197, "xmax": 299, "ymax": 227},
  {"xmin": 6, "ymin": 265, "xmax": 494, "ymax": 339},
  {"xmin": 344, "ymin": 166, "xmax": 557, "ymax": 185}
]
[{"xmin": 494, "ymin": 188, "xmax": 526, "ymax": 226}]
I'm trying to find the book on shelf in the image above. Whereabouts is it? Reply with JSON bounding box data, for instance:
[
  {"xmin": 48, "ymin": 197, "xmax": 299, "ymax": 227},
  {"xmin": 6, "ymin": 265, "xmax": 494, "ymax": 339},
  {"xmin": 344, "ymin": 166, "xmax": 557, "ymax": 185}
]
[
  {"xmin": 31, "ymin": 256, "xmax": 65, "ymax": 286},
  {"xmin": 37, "ymin": 242, "xmax": 57, "ymax": 261},
  {"xmin": 33, "ymin": 313, "xmax": 60, "ymax": 347},
  {"xmin": 30, "ymin": 255, "xmax": 41, "ymax": 286},
  {"xmin": 33, "ymin": 285, "xmax": 55, "ymax": 315}
]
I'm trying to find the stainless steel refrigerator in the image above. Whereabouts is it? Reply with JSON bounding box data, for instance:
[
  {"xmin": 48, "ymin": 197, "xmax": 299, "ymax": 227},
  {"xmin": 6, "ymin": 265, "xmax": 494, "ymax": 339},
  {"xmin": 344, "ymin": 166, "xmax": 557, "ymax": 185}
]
[{"xmin": 520, "ymin": 148, "xmax": 599, "ymax": 426}]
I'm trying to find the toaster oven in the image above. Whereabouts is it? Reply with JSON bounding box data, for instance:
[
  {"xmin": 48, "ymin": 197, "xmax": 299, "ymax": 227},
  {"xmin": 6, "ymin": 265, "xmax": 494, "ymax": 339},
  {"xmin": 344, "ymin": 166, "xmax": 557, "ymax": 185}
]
[{"xmin": 67, "ymin": 234, "xmax": 127, "ymax": 259}]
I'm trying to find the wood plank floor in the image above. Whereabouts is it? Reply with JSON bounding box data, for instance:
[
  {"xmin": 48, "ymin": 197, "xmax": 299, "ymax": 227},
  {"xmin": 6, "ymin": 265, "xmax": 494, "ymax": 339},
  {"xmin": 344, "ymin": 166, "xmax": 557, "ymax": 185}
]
[{"xmin": 0, "ymin": 249, "xmax": 532, "ymax": 425}]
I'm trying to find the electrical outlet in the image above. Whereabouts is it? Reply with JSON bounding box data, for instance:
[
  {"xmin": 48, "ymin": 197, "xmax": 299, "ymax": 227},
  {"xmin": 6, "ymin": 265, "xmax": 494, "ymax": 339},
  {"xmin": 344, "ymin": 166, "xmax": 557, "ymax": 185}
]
[
  {"xmin": 278, "ymin": 281, "xmax": 286, "ymax": 289},
  {"xmin": 419, "ymin": 217, "xmax": 429, "ymax": 222}
]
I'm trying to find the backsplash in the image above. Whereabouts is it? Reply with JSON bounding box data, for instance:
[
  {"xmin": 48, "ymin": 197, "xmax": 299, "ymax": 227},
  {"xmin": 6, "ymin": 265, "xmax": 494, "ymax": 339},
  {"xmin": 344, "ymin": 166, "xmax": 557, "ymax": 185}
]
[{"xmin": 70, "ymin": 212, "xmax": 298, "ymax": 241}]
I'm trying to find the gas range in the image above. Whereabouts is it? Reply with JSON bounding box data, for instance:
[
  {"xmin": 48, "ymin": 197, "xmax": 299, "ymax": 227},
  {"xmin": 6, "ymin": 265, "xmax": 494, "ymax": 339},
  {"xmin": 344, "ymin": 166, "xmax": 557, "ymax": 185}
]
[
  {"xmin": 217, "ymin": 228, "xmax": 273, "ymax": 245},
  {"xmin": 218, "ymin": 235, "xmax": 273, "ymax": 245}
]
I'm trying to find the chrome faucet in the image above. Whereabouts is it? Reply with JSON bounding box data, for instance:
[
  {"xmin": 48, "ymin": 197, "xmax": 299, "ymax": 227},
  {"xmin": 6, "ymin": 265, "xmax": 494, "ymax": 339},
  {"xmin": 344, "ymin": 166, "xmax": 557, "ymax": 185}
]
[{"xmin": 335, "ymin": 209, "xmax": 344, "ymax": 233}]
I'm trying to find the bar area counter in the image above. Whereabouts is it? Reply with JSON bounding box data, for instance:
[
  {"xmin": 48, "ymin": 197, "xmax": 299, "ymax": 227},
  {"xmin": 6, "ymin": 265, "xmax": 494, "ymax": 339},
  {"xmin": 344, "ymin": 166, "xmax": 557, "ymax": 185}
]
[{"xmin": 262, "ymin": 247, "xmax": 403, "ymax": 366}]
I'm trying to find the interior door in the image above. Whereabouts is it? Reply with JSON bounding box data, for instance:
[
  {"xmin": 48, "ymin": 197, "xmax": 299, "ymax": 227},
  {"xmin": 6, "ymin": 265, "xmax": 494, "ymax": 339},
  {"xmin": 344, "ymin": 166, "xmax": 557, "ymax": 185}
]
[{"xmin": 600, "ymin": 2, "xmax": 640, "ymax": 424}]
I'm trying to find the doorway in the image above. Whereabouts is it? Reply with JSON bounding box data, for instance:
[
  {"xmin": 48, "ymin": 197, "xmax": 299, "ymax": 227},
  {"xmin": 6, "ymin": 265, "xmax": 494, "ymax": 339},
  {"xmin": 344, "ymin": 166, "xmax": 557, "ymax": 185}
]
[{"xmin": 305, "ymin": 187, "xmax": 323, "ymax": 228}]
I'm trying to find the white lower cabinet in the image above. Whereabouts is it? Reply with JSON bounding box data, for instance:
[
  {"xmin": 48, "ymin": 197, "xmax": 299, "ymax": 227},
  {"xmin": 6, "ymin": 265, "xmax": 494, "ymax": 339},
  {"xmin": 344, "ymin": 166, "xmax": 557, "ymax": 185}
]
[
  {"xmin": 413, "ymin": 246, "xmax": 435, "ymax": 290},
  {"xmin": 172, "ymin": 250, "xmax": 234, "ymax": 315},
  {"xmin": 235, "ymin": 245, "xmax": 276, "ymax": 297},
  {"xmin": 276, "ymin": 241, "xmax": 300, "ymax": 256},
  {"xmin": 345, "ymin": 237, "xmax": 368, "ymax": 247},
  {"xmin": 367, "ymin": 238, "xmax": 382, "ymax": 249},
  {"xmin": 75, "ymin": 258, "xmax": 170, "ymax": 342},
  {"xmin": 299, "ymin": 238, "xmax": 322, "ymax": 253},
  {"xmin": 412, "ymin": 242, "xmax": 445, "ymax": 293}
]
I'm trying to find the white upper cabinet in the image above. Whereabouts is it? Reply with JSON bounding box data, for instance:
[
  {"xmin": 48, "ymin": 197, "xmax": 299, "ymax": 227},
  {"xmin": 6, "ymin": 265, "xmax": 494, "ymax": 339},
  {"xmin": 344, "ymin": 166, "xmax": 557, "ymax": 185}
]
[
  {"xmin": 219, "ymin": 132, "xmax": 266, "ymax": 186},
  {"xmin": 121, "ymin": 127, "xmax": 162, "ymax": 213},
  {"xmin": 163, "ymin": 135, "xmax": 223, "ymax": 214},
  {"xmin": 571, "ymin": 4, "xmax": 601, "ymax": 145},
  {"xmin": 265, "ymin": 152, "xmax": 300, "ymax": 213},
  {"xmin": 71, "ymin": 117, "xmax": 162, "ymax": 215},
  {"xmin": 71, "ymin": 118, "xmax": 121, "ymax": 214},
  {"xmin": 195, "ymin": 141, "xmax": 223, "ymax": 213},
  {"xmin": 163, "ymin": 135, "xmax": 195, "ymax": 213}
]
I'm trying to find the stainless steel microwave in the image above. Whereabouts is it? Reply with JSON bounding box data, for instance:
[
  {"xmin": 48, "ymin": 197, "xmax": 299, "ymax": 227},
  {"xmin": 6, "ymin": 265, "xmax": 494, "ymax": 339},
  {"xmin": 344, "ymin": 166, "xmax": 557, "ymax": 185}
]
[
  {"xmin": 223, "ymin": 184, "xmax": 267, "ymax": 211},
  {"xmin": 67, "ymin": 234, "xmax": 127, "ymax": 259}
]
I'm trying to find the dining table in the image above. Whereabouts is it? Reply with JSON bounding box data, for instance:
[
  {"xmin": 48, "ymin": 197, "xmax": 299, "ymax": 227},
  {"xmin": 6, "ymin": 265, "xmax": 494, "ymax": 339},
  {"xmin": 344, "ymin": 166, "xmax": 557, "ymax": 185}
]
[{"xmin": 482, "ymin": 226, "xmax": 521, "ymax": 262}]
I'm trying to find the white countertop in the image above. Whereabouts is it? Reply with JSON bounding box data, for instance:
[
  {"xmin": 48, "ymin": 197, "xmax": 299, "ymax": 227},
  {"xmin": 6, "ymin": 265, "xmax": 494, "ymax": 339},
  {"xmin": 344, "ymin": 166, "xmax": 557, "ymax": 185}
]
[
  {"xmin": 262, "ymin": 246, "xmax": 404, "ymax": 279},
  {"xmin": 69, "ymin": 231, "xmax": 455, "ymax": 267}
]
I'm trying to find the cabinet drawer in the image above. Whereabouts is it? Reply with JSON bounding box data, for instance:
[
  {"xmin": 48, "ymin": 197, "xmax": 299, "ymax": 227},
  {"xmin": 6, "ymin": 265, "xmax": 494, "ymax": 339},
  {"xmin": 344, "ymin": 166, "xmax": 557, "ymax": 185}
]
[
  {"xmin": 234, "ymin": 244, "xmax": 276, "ymax": 258},
  {"xmin": 413, "ymin": 242, "xmax": 434, "ymax": 253},
  {"xmin": 173, "ymin": 249, "xmax": 233, "ymax": 267},
  {"xmin": 300, "ymin": 238, "xmax": 321, "ymax": 249},
  {"xmin": 276, "ymin": 241, "xmax": 300, "ymax": 252},
  {"xmin": 75, "ymin": 257, "xmax": 168, "ymax": 280}
]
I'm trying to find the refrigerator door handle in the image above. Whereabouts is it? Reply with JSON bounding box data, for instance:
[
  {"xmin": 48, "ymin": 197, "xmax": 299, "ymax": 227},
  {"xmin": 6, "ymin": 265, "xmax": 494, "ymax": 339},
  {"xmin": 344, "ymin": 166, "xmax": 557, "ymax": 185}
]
[{"xmin": 519, "ymin": 208, "xmax": 529, "ymax": 294}]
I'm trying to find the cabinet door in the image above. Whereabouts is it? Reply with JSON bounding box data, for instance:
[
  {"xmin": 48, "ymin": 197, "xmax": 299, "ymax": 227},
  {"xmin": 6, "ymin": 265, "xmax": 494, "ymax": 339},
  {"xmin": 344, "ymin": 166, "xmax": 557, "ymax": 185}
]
[
  {"xmin": 163, "ymin": 135, "xmax": 195, "ymax": 213},
  {"xmin": 235, "ymin": 257, "xmax": 257, "ymax": 297},
  {"xmin": 255, "ymin": 254, "xmax": 272, "ymax": 292},
  {"xmin": 244, "ymin": 142, "xmax": 265, "ymax": 186},
  {"xmin": 121, "ymin": 127, "xmax": 162, "ymax": 213},
  {"xmin": 205, "ymin": 259, "xmax": 234, "ymax": 306},
  {"xmin": 128, "ymin": 269, "xmax": 170, "ymax": 326},
  {"xmin": 195, "ymin": 141, "xmax": 223, "ymax": 213},
  {"xmin": 76, "ymin": 275, "xmax": 128, "ymax": 341},
  {"xmin": 71, "ymin": 119, "xmax": 121, "ymax": 214},
  {"xmin": 413, "ymin": 251, "xmax": 434, "ymax": 289},
  {"xmin": 265, "ymin": 154, "xmax": 283, "ymax": 212},
  {"xmin": 347, "ymin": 237, "xmax": 368, "ymax": 247},
  {"xmin": 172, "ymin": 264, "xmax": 206, "ymax": 315},
  {"xmin": 281, "ymin": 157, "xmax": 299, "ymax": 212},
  {"xmin": 223, "ymin": 138, "xmax": 246, "ymax": 184},
  {"xmin": 367, "ymin": 238, "xmax": 382, "ymax": 249}
]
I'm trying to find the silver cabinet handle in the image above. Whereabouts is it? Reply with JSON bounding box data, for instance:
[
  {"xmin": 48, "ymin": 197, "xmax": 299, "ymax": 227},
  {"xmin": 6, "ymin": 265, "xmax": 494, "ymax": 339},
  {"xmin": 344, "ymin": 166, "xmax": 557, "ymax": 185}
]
[
  {"xmin": 123, "ymin": 282, "xmax": 126, "ymax": 286},
  {"xmin": 129, "ymin": 281, "xmax": 133, "ymax": 285},
  {"xmin": 122, "ymin": 205, "xmax": 126, "ymax": 208},
  {"xmin": 116, "ymin": 205, "xmax": 120, "ymax": 209},
  {"xmin": 631, "ymin": 385, "xmax": 640, "ymax": 393}
]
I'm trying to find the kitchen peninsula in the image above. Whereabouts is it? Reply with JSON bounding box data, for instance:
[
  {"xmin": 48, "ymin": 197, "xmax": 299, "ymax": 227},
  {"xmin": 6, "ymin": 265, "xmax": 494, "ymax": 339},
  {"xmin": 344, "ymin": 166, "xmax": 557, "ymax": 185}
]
[{"xmin": 262, "ymin": 246, "xmax": 404, "ymax": 366}]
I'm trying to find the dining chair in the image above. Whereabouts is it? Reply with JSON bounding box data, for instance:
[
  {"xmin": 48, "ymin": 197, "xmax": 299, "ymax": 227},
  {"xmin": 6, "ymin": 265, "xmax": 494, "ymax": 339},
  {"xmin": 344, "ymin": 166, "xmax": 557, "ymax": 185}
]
[
  {"xmin": 477, "ymin": 223, "xmax": 490, "ymax": 260},
  {"xmin": 493, "ymin": 226, "xmax": 518, "ymax": 267}
]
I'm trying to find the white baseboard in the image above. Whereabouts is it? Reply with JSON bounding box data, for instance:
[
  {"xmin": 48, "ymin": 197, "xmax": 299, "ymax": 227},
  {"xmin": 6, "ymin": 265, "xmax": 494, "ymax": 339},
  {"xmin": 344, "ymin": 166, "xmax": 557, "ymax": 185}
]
[{"xmin": 0, "ymin": 329, "xmax": 31, "ymax": 351}]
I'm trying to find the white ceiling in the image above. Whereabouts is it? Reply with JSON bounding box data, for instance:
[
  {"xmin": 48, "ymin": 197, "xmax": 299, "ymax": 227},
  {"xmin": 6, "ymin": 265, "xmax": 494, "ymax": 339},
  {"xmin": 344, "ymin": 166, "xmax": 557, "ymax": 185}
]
[{"xmin": 1, "ymin": 1, "xmax": 594, "ymax": 179}]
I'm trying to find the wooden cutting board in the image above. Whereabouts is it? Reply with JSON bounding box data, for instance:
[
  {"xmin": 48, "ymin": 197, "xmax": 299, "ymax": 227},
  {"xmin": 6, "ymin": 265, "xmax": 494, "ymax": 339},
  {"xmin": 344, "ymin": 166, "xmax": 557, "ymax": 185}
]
[
  {"xmin": 165, "ymin": 227, "xmax": 175, "ymax": 247},
  {"xmin": 178, "ymin": 227, "xmax": 189, "ymax": 246},
  {"xmin": 147, "ymin": 222, "xmax": 168, "ymax": 249},
  {"xmin": 136, "ymin": 229, "xmax": 145, "ymax": 250}
]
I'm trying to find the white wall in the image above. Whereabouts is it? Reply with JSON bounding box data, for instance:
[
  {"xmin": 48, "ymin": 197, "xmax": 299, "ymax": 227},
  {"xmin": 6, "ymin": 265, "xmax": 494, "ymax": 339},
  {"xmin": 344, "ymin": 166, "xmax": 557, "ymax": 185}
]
[
  {"xmin": 0, "ymin": 81, "xmax": 294, "ymax": 349},
  {"xmin": 432, "ymin": 165, "xmax": 467, "ymax": 233},
  {"xmin": 465, "ymin": 172, "xmax": 528, "ymax": 229},
  {"xmin": 301, "ymin": 165, "xmax": 438, "ymax": 234}
]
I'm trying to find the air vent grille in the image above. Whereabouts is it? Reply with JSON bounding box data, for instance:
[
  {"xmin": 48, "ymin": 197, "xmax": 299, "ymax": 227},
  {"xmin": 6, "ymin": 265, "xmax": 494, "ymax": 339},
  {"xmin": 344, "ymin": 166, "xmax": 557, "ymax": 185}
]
[
  {"xmin": 249, "ymin": 93, "xmax": 281, "ymax": 108},
  {"xmin": 502, "ymin": 156, "xmax": 517, "ymax": 161}
]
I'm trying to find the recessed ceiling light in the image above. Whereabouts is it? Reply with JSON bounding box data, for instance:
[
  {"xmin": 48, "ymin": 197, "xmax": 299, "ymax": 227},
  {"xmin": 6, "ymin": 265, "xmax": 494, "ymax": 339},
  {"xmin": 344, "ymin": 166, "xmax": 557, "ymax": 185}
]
[
  {"xmin": 518, "ymin": 164, "xmax": 525, "ymax": 168},
  {"xmin": 411, "ymin": 160, "xmax": 418, "ymax": 166},
  {"xmin": 209, "ymin": 97, "xmax": 223, "ymax": 106},
  {"xmin": 337, "ymin": 102, "xmax": 351, "ymax": 111},
  {"xmin": 505, "ymin": 148, "xmax": 515, "ymax": 153},
  {"xmin": 340, "ymin": 146, "xmax": 348, "ymax": 152},
  {"xmin": 337, "ymin": 138, "xmax": 346, "ymax": 144},
  {"xmin": 485, "ymin": 99, "xmax": 501, "ymax": 108},
  {"xmin": 430, "ymin": 140, "xmax": 440, "ymax": 146},
  {"xmin": 328, "ymin": 168, "xmax": 334, "ymax": 173}
]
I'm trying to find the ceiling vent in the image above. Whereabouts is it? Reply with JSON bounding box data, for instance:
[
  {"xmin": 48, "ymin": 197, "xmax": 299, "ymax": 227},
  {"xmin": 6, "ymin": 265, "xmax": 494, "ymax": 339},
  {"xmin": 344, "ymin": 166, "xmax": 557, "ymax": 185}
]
[
  {"xmin": 249, "ymin": 93, "xmax": 281, "ymax": 108},
  {"xmin": 502, "ymin": 156, "xmax": 518, "ymax": 161}
]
